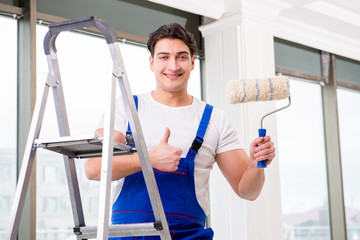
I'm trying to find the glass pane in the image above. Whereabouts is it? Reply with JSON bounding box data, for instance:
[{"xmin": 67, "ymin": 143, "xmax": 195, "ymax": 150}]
[
  {"xmin": 337, "ymin": 88, "xmax": 360, "ymax": 239},
  {"xmin": 36, "ymin": 24, "xmax": 201, "ymax": 239},
  {"xmin": 0, "ymin": 15, "xmax": 17, "ymax": 240},
  {"xmin": 274, "ymin": 38, "xmax": 322, "ymax": 77},
  {"xmin": 336, "ymin": 56, "xmax": 360, "ymax": 87},
  {"xmin": 276, "ymin": 78, "xmax": 330, "ymax": 240},
  {"xmin": 37, "ymin": 0, "xmax": 202, "ymax": 50}
]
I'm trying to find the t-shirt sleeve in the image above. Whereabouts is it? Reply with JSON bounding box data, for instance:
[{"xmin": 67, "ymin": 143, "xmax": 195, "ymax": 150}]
[
  {"xmin": 96, "ymin": 96, "xmax": 128, "ymax": 135},
  {"xmin": 215, "ymin": 109, "xmax": 242, "ymax": 154}
]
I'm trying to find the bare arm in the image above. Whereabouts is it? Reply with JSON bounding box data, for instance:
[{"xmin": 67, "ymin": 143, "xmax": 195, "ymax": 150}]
[
  {"xmin": 216, "ymin": 136, "xmax": 275, "ymax": 200},
  {"xmin": 84, "ymin": 127, "xmax": 182, "ymax": 181}
]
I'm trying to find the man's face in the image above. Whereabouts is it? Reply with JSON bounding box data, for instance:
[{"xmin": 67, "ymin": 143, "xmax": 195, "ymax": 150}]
[{"xmin": 149, "ymin": 38, "xmax": 195, "ymax": 94}]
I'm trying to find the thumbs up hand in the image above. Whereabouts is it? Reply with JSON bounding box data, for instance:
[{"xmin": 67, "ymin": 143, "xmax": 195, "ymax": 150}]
[{"xmin": 149, "ymin": 127, "xmax": 183, "ymax": 172}]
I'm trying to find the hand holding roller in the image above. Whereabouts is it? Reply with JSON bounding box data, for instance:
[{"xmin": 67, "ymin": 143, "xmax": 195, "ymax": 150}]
[{"xmin": 226, "ymin": 76, "xmax": 291, "ymax": 168}]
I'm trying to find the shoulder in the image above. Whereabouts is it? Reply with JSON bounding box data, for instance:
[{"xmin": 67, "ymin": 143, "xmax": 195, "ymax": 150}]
[
  {"xmin": 193, "ymin": 97, "xmax": 242, "ymax": 153},
  {"xmin": 192, "ymin": 97, "xmax": 228, "ymax": 123},
  {"xmin": 135, "ymin": 92, "xmax": 151, "ymax": 104},
  {"xmin": 137, "ymin": 92, "xmax": 151, "ymax": 100},
  {"xmin": 133, "ymin": 92, "xmax": 154, "ymax": 110}
]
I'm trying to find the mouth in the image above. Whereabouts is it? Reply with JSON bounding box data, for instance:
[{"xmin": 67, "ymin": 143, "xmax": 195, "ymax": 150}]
[{"xmin": 164, "ymin": 73, "xmax": 183, "ymax": 79}]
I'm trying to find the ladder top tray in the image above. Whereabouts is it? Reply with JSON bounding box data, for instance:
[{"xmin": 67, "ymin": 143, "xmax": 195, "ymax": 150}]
[{"xmin": 34, "ymin": 135, "xmax": 136, "ymax": 159}]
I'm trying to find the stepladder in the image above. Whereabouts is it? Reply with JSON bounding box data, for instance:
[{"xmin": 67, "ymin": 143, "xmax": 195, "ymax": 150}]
[{"xmin": 6, "ymin": 16, "xmax": 172, "ymax": 240}]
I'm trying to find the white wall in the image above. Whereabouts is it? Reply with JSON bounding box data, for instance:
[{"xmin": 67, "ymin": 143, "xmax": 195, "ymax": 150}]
[
  {"xmin": 199, "ymin": 1, "xmax": 360, "ymax": 239},
  {"xmin": 200, "ymin": 13, "xmax": 283, "ymax": 240}
]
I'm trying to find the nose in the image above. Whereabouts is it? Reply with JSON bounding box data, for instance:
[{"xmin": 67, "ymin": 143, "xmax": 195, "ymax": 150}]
[{"xmin": 168, "ymin": 57, "xmax": 180, "ymax": 71}]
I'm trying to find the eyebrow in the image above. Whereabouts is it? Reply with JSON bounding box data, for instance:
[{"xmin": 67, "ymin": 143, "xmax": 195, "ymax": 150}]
[{"xmin": 157, "ymin": 51, "xmax": 190, "ymax": 56}]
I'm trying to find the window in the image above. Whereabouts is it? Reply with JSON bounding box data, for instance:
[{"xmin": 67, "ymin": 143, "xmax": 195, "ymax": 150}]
[
  {"xmin": 0, "ymin": 163, "xmax": 11, "ymax": 181},
  {"xmin": 36, "ymin": 23, "xmax": 202, "ymax": 238},
  {"xmin": 336, "ymin": 56, "xmax": 360, "ymax": 87},
  {"xmin": 337, "ymin": 88, "xmax": 360, "ymax": 239},
  {"xmin": 0, "ymin": 15, "xmax": 17, "ymax": 240},
  {"xmin": 274, "ymin": 38, "xmax": 321, "ymax": 76},
  {"xmin": 89, "ymin": 197, "xmax": 99, "ymax": 214},
  {"xmin": 43, "ymin": 197, "xmax": 58, "ymax": 213},
  {"xmin": 0, "ymin": 196, "xmax": 11, "ymax": 214},
  {"xmin": 276, "ymin": 78, "xmax": 331, "ymax": 240},
  {"xmin": 43, "ymin": 166, "xmax": 57, "ymax": 183}
]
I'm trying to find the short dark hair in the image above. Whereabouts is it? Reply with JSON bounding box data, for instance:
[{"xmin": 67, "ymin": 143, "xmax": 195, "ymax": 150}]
[{"xmin": 147, "ymin": 23, "xmax": 197, "ymax": 57}]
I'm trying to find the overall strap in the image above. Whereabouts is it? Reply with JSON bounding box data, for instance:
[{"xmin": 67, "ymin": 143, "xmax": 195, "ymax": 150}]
[
  {"xmin": 126, "ymin": 95, "xmax": 138, "ymax": 147},
  {"xmin": 126, "ymin": 95, "xmax": 138, "ymax": 133},
  {"xmin": 189, "ymin": 104, "xmax": 214, "ymax": 156}
]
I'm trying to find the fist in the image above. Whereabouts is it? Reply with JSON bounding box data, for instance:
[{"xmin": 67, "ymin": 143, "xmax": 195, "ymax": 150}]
[
  {"xmin": 149, "ymin": 127, "xmax": 183, "ymax": 171},
  {"xmin": 249, "ymin": 135, "xmax": 275, "ymax": 167}
]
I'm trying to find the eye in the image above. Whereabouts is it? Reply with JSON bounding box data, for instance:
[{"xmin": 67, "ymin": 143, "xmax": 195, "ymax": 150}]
[
  {"xmin": 159, "ymin": 56, "xmax": 168, "ymax": 60},
  {"xmin": 178, "ymin": 55, "xmax": 188, "ymax": 60}
]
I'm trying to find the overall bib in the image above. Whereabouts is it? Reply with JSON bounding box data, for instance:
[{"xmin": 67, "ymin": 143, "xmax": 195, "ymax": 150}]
[{"xmin": 111, "ymin": 96, "xmax": 214, "ymax": 240}]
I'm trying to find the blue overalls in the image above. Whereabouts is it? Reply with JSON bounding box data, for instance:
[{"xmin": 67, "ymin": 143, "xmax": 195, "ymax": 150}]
[{"xmin": 111, "ymin": 96, "xmax": 214, "ymax": 239}]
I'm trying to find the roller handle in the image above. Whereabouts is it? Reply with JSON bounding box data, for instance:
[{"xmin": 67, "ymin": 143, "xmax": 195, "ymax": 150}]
[{"xmin": 257, "ymin": 129, "xmax": 267, "ymax": 168}]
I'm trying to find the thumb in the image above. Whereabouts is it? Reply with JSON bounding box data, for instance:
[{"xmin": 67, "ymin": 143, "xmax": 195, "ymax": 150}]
[
  {"xmin": 251, "ymin": 137, "xmax": 261, "ymax": 147},
  {"xmin": 254, "ymin": 136, "xmax": 265, "ymax": 146},
  {"xmin": 160, "ymin": 127, "xmax": 171, "ymax": 144}
]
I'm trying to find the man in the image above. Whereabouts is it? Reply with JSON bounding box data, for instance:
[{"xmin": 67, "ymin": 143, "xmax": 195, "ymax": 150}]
[{"xmin": 85, "ymin": 23, "xmax": 275, "ymax": 239}]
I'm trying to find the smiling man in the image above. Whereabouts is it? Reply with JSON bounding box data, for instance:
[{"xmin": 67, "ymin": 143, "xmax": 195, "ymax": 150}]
[
  {"xmin": 85, "ymin": 23, "xmax": 275, "ymax": 239},
  {"xmin": 150, "ymin": 38, "xmax": 194, "ymax": 100}
]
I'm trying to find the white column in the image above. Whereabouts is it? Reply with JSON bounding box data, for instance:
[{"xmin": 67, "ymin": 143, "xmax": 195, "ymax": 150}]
[{"xmin": 200, "ymin": 13, "xmax": 283, "ymax": 240}]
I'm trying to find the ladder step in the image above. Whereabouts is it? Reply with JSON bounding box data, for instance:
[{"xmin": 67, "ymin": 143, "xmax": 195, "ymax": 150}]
[
  {"xmin": 34, "ymin": 135, "xmax": 136, "ymax": 158},
  {"xmin": 75, "ymin": 222, "xmax": 163, "ymax": 239}
]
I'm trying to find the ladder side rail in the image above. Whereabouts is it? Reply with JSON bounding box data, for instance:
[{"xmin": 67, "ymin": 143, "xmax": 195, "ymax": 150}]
[
  {"xmin": 6, "ymin": 77, "xmax": 51, "ymax": 240},
  {"xmin": 45, "ymin": 39, "xmax": 86, "ymax": 235},
  {"xmin": 96, "ymin": 67, "xmax": 117, "ymax": 240},
  {"xmin": 109, "ymin": 43, "xmax": 171, "ymax": 240},
  {"xmin": 43, "ymin": 16, "xmax": 121, "ymax": 240}
]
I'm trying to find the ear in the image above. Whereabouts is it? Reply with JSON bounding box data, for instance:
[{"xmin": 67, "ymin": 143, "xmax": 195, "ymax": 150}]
[
  {"xmin": 149, "ymin": 56, "xmax": 154, "ymax": 72},
  {"xmin": 191, "ymin": 55, "xmax": 195, "ymax": 71}
]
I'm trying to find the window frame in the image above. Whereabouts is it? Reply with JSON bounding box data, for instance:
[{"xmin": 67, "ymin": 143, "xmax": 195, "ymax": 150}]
[{"xmin": 274, "ymin": 37, "xmax": 352, "ymax": 240}]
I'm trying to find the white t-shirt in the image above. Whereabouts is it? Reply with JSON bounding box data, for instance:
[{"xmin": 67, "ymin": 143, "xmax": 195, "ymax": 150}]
[{"xmin": 98, "ymin": 92, "xmax": 242, "ymax": 215}]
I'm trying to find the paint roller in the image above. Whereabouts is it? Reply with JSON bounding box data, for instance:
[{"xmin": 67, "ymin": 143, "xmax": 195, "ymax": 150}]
[{"xmin": 226, "ymin": 76, "xmax": 291, "ymax": 168}]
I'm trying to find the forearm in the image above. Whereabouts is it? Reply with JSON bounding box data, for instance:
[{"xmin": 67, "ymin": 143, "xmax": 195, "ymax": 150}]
[
  {"xmin": 85, "ymin": 138, "xmax": 182, "ymax": 181},
  {"xmin": 237, "ymin": 166, "xmax": 265, "ymax": 201},
  {"xmin": 85, "ymin": 128, "xmax": 182, "ymax": 181},
  {"xmin": 85, "ymin": 128, "xmax": 143, "ymax": 181},
  {"xmin": 85, "ymin": 153, "xmax": 142, "ymax": 181}
]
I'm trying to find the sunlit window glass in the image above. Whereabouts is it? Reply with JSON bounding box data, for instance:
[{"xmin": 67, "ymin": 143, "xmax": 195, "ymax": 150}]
[
  {"xmin": 0, "ymin": 15, "xmax": 17, "ymax": 240},
  {"xmin": 276, "ymin": 78, "xmax": 331, "ymax": 240},
  {"xmin": 337, "ymin": 88, "xmax": 360, "ymax": 240},
  {"xmin": 36, "ymin": 23, "xmax": 201, "ymax": 239}
]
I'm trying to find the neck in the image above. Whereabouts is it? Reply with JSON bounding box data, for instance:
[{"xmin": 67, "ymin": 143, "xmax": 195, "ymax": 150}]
[{"xmin": 151, "ymin": 89, "xmax": 193, "ymax": 107}]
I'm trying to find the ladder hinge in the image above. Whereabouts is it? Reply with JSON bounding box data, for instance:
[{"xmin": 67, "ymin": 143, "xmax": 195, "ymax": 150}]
[
  {"xmin": 73, "ymin": 226, "xmax": 82, "ymax": 235},
  {"xmin": 46, "ymin": 73, "xmax": 59, "ymax": 87},
  {"xmin": 153, "ymin": 221, "xmax": 164, "ymax": 231},
  {"xmin": 113, "ymin": 67, "xmax": 124, "ymax": 78}
]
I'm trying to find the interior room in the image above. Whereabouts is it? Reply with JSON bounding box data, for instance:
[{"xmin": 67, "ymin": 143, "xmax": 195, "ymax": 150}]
[{"xmin": 1, "ymin": 0, "xmax": 359, "ymax": 239}]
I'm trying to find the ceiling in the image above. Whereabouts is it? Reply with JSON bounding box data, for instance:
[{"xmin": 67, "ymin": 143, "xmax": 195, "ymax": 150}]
[
  {"xmin": 148, "ymin": 0, "xmax": 360, "ymax": 41},
  {"xmin": 274, "ymin": 0, "xmax": 360, "ymax": 41}
]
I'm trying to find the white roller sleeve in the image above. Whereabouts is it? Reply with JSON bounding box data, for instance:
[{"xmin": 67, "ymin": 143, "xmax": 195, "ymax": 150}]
[{"xmin": 226, "ymin": 76, "xmax": 290, "ymax": 104}]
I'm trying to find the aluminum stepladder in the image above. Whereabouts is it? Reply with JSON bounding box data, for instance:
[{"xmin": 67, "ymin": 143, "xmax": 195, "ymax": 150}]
[{"xmin": 6, "ymin": 16, "xmax": 171, "ymax": 240}]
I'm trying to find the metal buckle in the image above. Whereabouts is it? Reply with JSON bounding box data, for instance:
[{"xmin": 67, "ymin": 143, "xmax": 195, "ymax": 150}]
[
  {"xmin": 126, "ymin": 131, "xmax": 135, "ymax": 147},
  {"xmin": 190, "ymin": 136, "xmax": 203, "ymax": 152}
]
